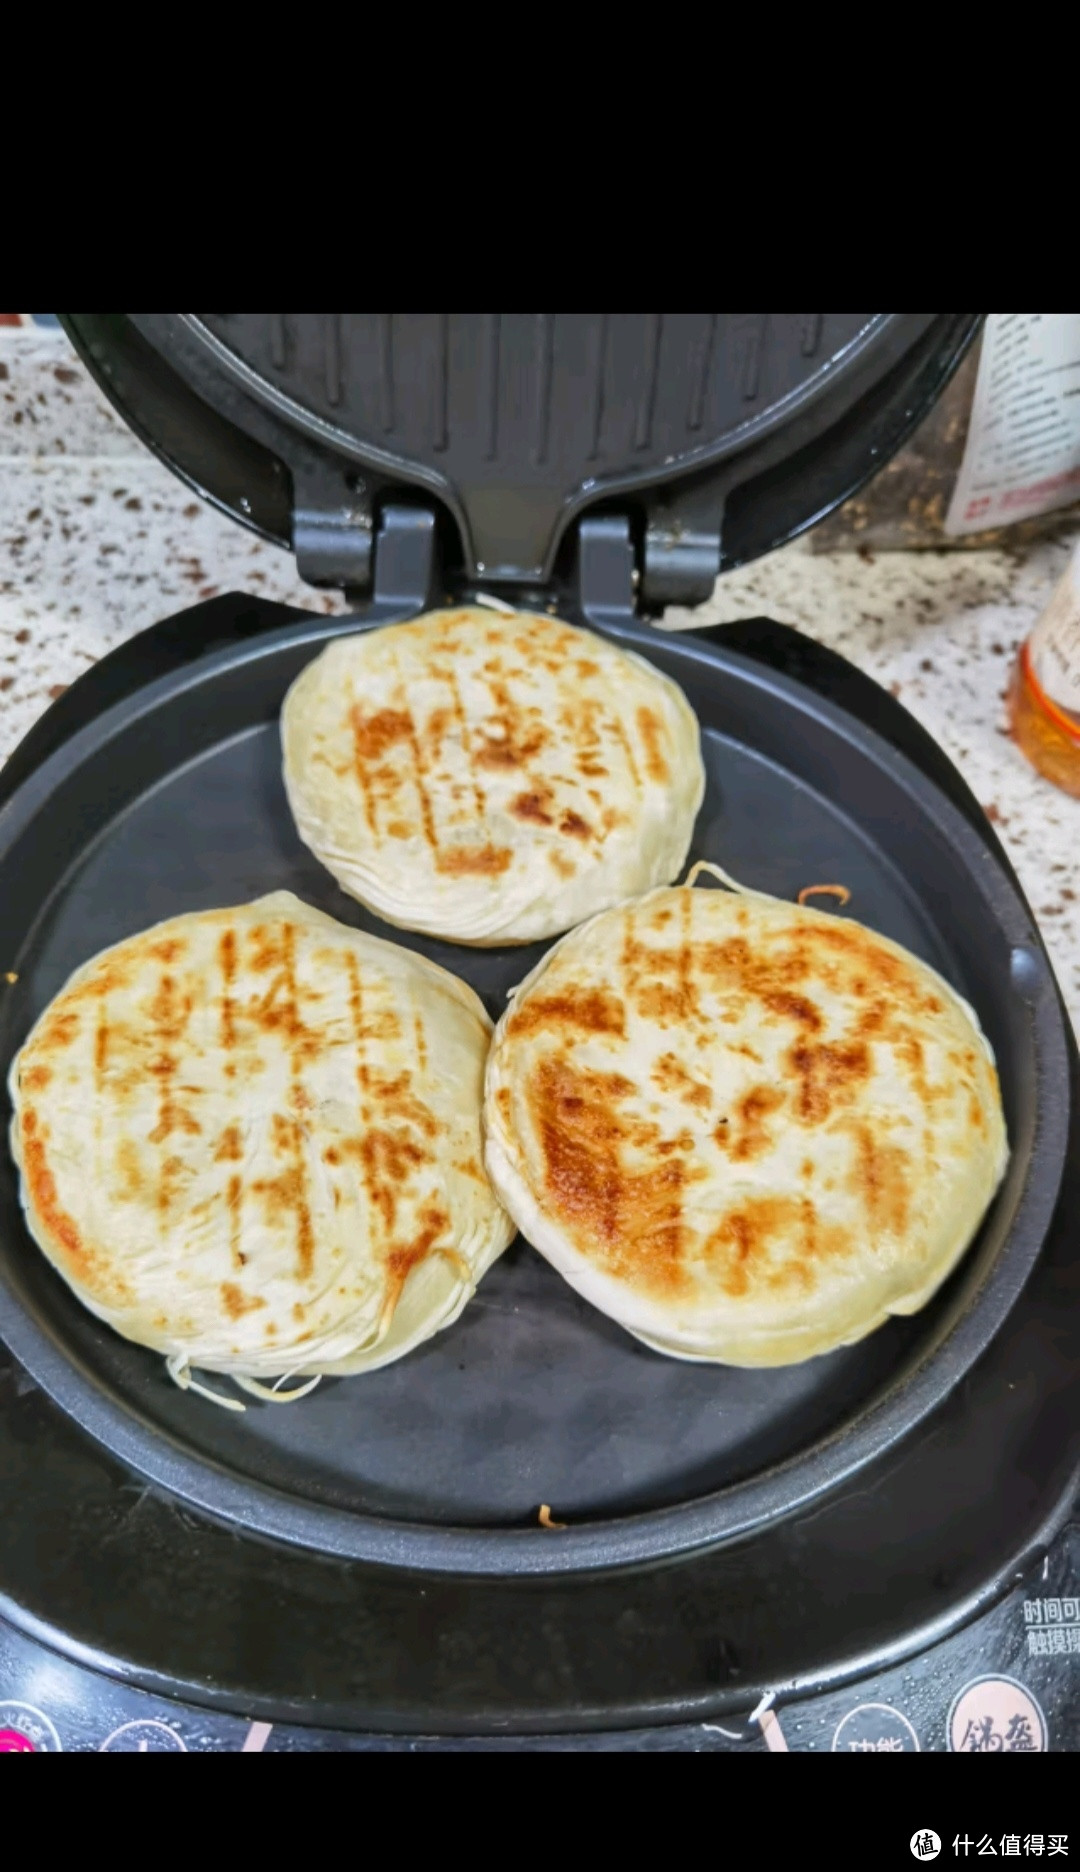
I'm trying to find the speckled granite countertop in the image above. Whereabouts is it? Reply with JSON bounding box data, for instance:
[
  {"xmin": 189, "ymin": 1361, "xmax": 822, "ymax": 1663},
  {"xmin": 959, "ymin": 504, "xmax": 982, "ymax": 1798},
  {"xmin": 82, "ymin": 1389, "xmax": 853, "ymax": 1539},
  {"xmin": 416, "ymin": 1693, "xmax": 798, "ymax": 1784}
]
[{"xmin": 3, "ymin": 328, "xmax": 1079, "ymax": 1031}]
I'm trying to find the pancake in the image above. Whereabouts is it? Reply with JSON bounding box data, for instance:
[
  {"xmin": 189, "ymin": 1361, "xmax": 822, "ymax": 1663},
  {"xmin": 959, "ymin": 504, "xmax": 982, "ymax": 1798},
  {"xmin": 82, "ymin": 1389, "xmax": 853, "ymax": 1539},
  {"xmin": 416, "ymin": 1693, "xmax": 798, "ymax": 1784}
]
[
  {"xmin": 483, "ymin": 867, "xmax": 1009, "ymax": 1366},
  {"xmin": 280, "ymin": 605, "xmax": 704, "ymax": 946},
  {"xmin": 9, "ymin": 893, "xmax": 514, "ymax": 1407}
]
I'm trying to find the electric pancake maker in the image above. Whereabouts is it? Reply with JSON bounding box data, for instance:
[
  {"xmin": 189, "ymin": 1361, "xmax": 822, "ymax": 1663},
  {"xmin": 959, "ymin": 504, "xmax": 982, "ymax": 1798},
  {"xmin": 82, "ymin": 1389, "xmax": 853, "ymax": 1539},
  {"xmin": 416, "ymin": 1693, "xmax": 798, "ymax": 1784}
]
[{"xmin": 0, "ymin": 313, "xmax": 1074, "ymax": 1752}]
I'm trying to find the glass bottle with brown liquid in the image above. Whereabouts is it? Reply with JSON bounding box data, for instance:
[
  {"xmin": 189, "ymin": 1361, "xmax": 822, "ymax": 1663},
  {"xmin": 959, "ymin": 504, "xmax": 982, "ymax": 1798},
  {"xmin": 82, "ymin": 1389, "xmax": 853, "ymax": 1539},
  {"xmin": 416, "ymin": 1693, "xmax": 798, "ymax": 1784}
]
[{"xmin": 1010, "ymin": 545, "xmax": 1080, "ymax": 797}]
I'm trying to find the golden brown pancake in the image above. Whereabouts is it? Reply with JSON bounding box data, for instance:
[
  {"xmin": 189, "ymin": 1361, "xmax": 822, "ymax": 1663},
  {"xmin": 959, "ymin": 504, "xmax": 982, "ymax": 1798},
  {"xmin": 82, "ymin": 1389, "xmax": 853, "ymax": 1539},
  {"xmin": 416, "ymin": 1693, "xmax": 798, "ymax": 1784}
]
[
  {"xmin": 9, "ymin": 893, "xmax": 514, "ymax": 1407},
  {"xmin": 483, "ymin": 870, "xmax": 1008, "ymax": 1365},
  {"xmin": 280, "ymin": 605, "xmax": 704, "ymax": 945}
]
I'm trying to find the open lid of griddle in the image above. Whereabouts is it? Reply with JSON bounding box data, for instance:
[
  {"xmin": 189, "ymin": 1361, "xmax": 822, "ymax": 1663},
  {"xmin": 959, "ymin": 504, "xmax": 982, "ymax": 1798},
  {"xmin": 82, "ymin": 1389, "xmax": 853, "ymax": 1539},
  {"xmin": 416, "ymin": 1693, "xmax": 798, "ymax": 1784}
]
[{"xmin": 60, "ymin": 314, "xmax": 980, "ymax": 607}]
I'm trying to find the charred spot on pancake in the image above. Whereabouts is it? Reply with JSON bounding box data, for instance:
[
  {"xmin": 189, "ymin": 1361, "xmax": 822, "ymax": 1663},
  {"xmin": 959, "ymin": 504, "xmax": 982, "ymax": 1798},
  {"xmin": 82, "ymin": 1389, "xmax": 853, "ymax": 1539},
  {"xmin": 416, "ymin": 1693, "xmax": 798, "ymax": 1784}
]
[
  {"xmin": 508, "ymin": 987, "xmax": 626, "ymax": 1042},
  {"xmin": 38, "ymin": 1011, "xmax": 80, "ymax": 1051},
  {"xmin": 714, "ymin": 1084, "xmax": 785, "ymax": 1160},
  {"xmin": 353, "ymin": 1128, "xmax": 430, "ymax": 1233},
  {"xmin": 114, "ymin": 1138, "xmax": 145, "ymax": 1201},
  {"xmin": 548, "ymin": 851, "xmax": 576, "ymax": 878},
  {"xmin": 251, "ymin": 1163, "xmax": 315, "ymax": 1279},
  {"xmin": 636, "ymin": 706, "xmax": 669, "ymax": 783},
  {"xmin": 220, "ymin": 1281, "xmax": 267, "ymax": 1320},
  {"xmin": 527, "ymin": 1057, "xmax": 694, "ymax": 1297},
  {"xmin": 787, "ymin": 1037, "xmax": 872, "ymax": 1124},
  {"xmin": 351, "ymin": 705, "xmax": 413, "ymax": 762},
  {"xmin": 704, "ymin": 1195, "xmax": 852, "ymax": 1300},
  {"xmin": 148, "ymin": 939, "xmax": 187, "ymax": 963},
  {"xmin": 435, "ymin": 844, "xmax": 513, "ymax": 876},
  {"xmin": 846, "ymin": 1122, "xmax": 911, "ymax": 1234},
  {"xmin": 214, "ymin": 1124, "xmax": 243, "ymax": 1163},
  {"xmin": 511, "ymin": 788, "xmax": 556, "ymax": 826},
  {"xmin": 763, "ymin": 990, "xmax": 823, "ymax": 1031},
  {"xmin": 651, "ymin": 1052, "xmax": 712, "ymax": 1110},
  {"xmin": 636, "ymin": 981, "xmax": 700, "ymax": 1024},
  {"xmin": 559, "ymin": 811, "xmax": 592, "ymax": 840},
  {"xmin": 473, "ymin": 687, "xmax": 550, "ymax": 770}
]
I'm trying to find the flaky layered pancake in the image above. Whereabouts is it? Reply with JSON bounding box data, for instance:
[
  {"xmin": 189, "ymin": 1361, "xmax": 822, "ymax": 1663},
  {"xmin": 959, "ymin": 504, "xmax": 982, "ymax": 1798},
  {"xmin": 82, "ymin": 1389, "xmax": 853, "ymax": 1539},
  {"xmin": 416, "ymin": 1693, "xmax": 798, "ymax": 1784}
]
[
  {"xmin": 280, "ymin": 607, "xmax": 704, "ymax": 946},
  {"xmin": 484, "ymin": 870, "xmax": 1008, "ymax": 1366},
  {"xmin": 9, "ymin": 894, "xmax": 513, "ymax": 1407}
]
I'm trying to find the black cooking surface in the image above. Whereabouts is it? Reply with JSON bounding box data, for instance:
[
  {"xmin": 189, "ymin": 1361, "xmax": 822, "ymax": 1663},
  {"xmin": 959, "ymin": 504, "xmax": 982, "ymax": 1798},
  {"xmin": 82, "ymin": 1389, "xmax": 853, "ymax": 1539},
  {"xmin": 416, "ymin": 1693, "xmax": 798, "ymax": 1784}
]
[
  {"xmin": 0, "ymin": 603, "xmax": 1066, "ymax": 1581},
  {"xmin": 2, "ymin": 1513, "xmax": 1076, "ymax": 1749},
  {"xmin": 5, "ymin": 695, "xmax": 958, "ymax": 1531},
  {"xmin": 0, "ymin": 599, "xmax": 1074, "ymax": 1742}
]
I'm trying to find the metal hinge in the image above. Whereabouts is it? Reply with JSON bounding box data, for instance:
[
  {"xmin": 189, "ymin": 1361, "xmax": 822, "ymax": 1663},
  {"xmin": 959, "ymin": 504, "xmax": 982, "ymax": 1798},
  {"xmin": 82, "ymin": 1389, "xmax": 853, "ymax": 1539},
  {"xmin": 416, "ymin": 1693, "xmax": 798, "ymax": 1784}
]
[
  {"xmin": 292, "ymin": 459, "xmax": 374, "ymax": 591},
  {"xmin": 641, "ymin": 480, "xmax": 723, "ymax": 612}
]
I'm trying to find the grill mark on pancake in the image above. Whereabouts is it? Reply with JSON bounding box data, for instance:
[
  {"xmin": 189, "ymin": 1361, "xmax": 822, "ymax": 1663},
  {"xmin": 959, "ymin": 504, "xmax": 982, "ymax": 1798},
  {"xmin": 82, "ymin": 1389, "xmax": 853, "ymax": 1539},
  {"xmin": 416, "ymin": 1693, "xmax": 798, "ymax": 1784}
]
[
  {"xmin": 787, "ymin": 1038, "xmax": 872, "ymax": 1124},
  {"xmin": 246, "ymin": 922, "xmax": 315, "ymax": 1279},
  {"xmin": 652, "ymin": 1052, "xmax": 712, "ymax": 1110},
  {"xmin": 114, "ymin": 1137, "xmax": 145, "ymax": 1201},
  {"xmin": 379, "ymin": 1199, "xmax": 453, "ymax": 1331},
  {"xmin": 443, "ymin": 665, "xmax": 487, "ymax": 820},
  {"xmin": 704, "ymin": 1195, "xmax": 853, "ymax": 1300},
  {"xmin": 350, "ymin": 704, "xmax": 412, "ymax": 838},
  {"xmin": 607, "ymin": 713, "xmax": 642, "ymax": 792},
  {"xmin": 413, "ymin": 1011, "xmax": 428, "ymax": 1071},
  {"xmin": 345, "ymin": 948, "xmax": 370, "ymax": 1132},
  {"xmin": 226, "ymin": 1174, "xmax": 244, "ymax": 1267},
  {"xmin": 351, "ymin": 1130, "xmax": 429, "ymax": 1234},
  {"xmin": 358, "ymin": 1071, "xmax": 439, "ymax": 1137},
  {"xmin": 436, "ymin": 844, "xmax": 512, "ymax": 876},
  {"xmin": 636, "ymin": 706, "xmax": 669, "ymax": 783},
  {"xmin": 38, "ymin": 1011, "xmax": 80, "ymax": 1052},
  {"xmin": 219, "ymin": 927, "xmax": 238, "ymax": 1077},
  {"xmin": 508, "ymin": 987, "xmax": 626, "ymax": 1041},
  {"xmin": 476, "ymin": 677, "xmax": 550, "ymax": 770},
  {"xmin": 220, "ymin": 1281, "xmax": 266, "ymax": 1320},
  {"xmin": 625, "ymin": 901, "xmax": 702, "ymax": 1025},
  {"xmin": 342, "ymin": 950, "xmax": 439, "ymax": 1273},
  {"xmin": 528, "ymin": 1057, "xmax": 694, "ymax": 1296},
  {"xmin": 763, "ymin": 990, "xmax": 822, "ymax": 1030},
  {"xmin": 146, "ymin": 974, "xmax": 199, "ymax": 1208},
  {"xmin": 854, "ymin": 993, "xmax": 960, "ymax": 1110},
  {"xmin": 214, "ymin": 1123, "xmax": 243, "ymax": 1162},
  {"xmin": 559, "ymin": 811, "xmax": 591, "ymax": 840},
  {"xmin": 679, "ymin": 884, "xmax": 693, "ymax": 1021},
  {"xmin": 798, "ymin": 920, "xmax": 946, "ymax": 1016},
  {"xmin": 217, "ymin": 1124, "xmax": 247, "ymax": 1265},
  {"xmin": 94, "ymin": 1003, "xmax": 109, "ymax": 1083},
  {"xmin": 846, "ymin": 1122, "xmax": 911, "ymax": 1235},
  {"xmin": 398, "ymin": 703, "xmax": 439, "ymax": 852},
  {"xmin": 512, "ymin": 784, "xmax": 556, "ymax": 826},
  {"xmin": 216, "ymin": 935, "xmax": 245, "ymax": 1248},
  {"xmin": 714, "ymin": 1083, "xmax": 785, "ymax": 1160}
]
